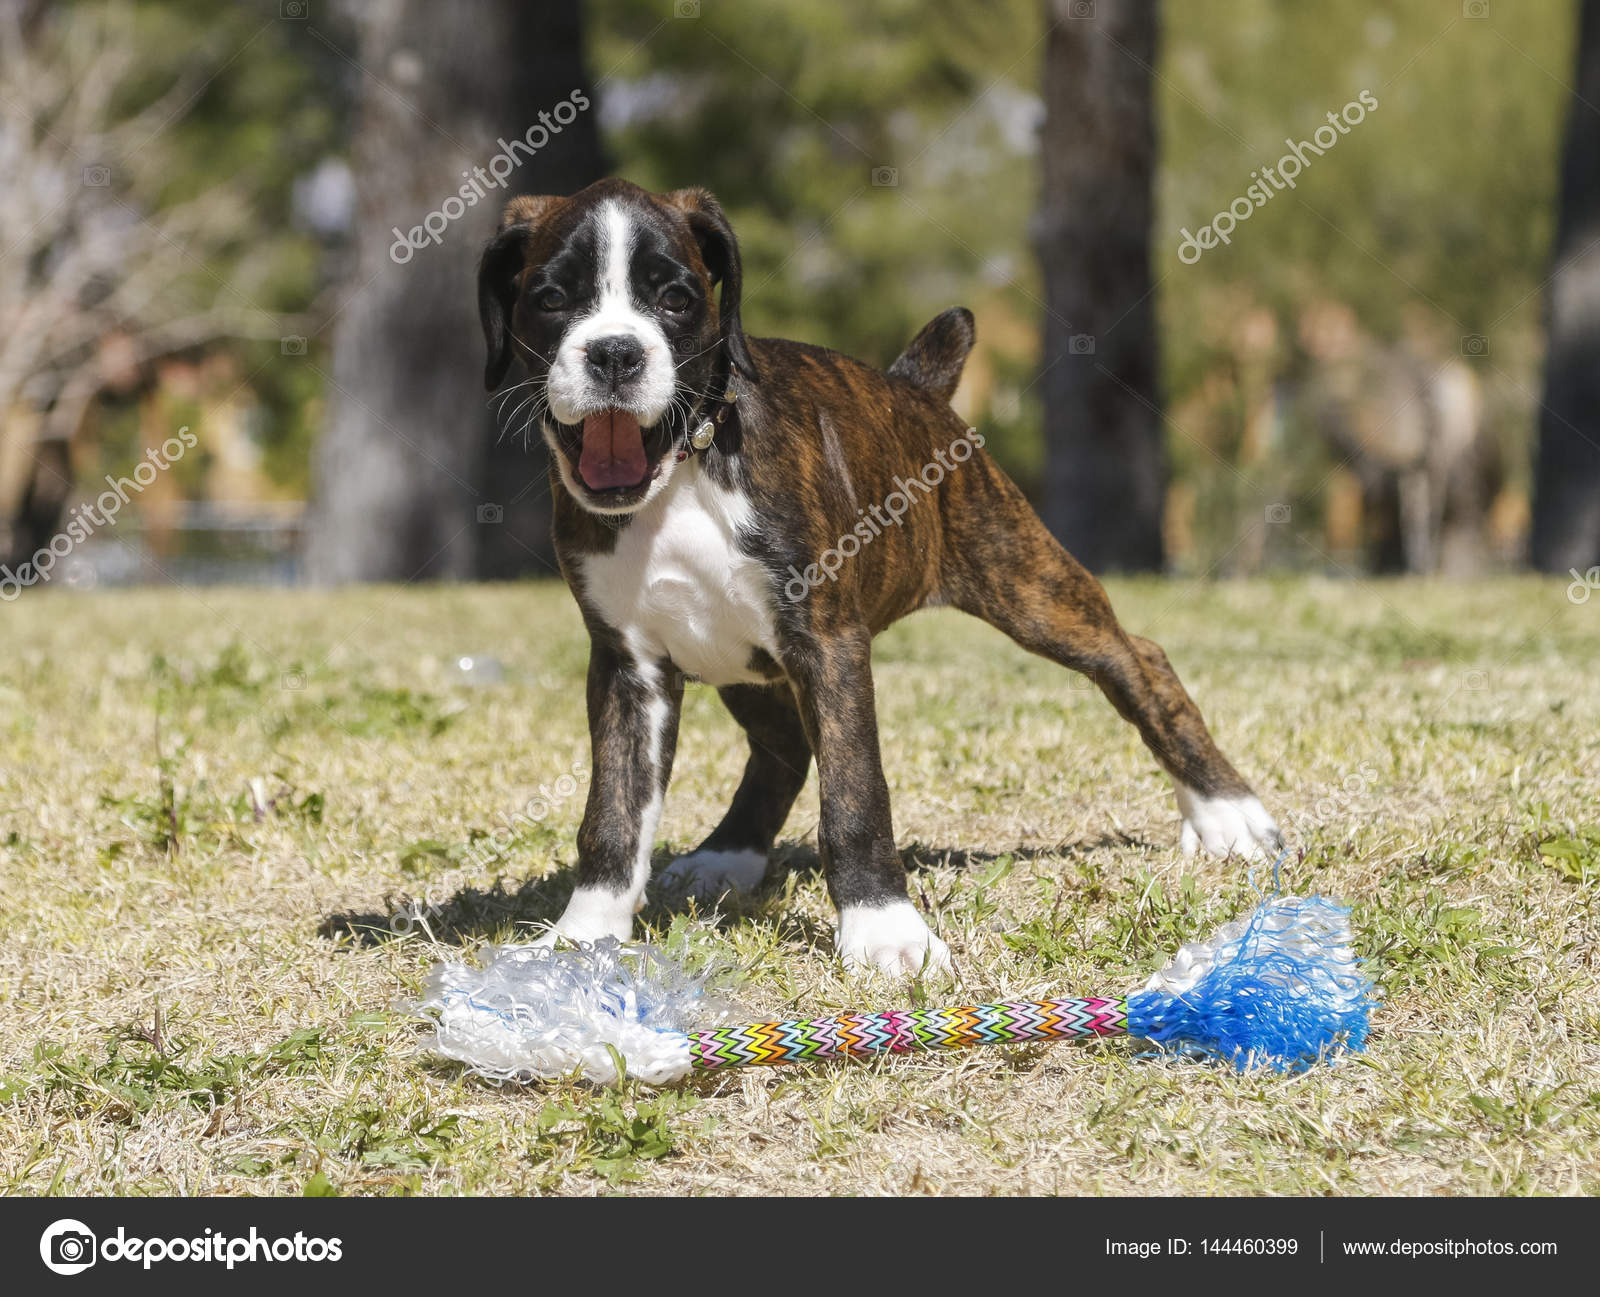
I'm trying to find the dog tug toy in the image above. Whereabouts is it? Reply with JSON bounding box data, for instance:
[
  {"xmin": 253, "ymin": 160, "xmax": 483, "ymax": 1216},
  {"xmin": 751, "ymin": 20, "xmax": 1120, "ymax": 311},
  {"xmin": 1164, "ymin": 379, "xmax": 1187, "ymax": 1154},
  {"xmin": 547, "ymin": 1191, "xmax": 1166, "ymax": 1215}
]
[{"xmin": 414, "ymin": 893, "xmax": 1373, "ymax": 1086}]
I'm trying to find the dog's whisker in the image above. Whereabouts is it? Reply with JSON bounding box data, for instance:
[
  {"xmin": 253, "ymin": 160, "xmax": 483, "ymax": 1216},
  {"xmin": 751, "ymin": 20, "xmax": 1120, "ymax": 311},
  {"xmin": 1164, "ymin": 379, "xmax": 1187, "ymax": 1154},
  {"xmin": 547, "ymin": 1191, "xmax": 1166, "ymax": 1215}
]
[
  {"xmin": 511, "ymin": 335, "xmax": 555, "ymax": 365},
  {"xmin": 518, "ymin": 390, "xmax": 554, "ymax": 453},
  {"xmin": 503, "ymin": 393, "xmax": 536, "ymax": 429},
  {"xmin": 495, "ymin": 394, "xmax": 539, "ymax": 447},
  {"xmin": 673, "ymin": 338, "xmax": 724, "ymax": 365},
  {"xmin": 489, "ymin": 376, "xmax": 541, "ymax": 412}
]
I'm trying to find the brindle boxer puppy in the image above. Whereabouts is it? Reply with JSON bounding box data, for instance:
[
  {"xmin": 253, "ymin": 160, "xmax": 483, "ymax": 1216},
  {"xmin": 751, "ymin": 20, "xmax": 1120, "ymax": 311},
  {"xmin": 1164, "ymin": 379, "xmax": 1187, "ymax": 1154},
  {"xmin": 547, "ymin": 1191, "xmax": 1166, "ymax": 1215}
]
[{"xmin": 478, "ymin": 178, "xmax": 1281, "ymax": 975}]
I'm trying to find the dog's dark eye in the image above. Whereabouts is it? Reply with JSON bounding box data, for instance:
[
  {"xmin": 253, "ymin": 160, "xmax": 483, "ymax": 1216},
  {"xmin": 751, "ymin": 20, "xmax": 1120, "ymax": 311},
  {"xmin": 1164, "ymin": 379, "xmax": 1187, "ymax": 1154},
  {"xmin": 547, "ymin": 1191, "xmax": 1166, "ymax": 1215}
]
[
  {"xmin": 535, "ymin": 287, "xmax": 568, "ymax": 312},
  {"xmin": 659, "ymin": 285, "xmax": 691, "ymax": 312}
]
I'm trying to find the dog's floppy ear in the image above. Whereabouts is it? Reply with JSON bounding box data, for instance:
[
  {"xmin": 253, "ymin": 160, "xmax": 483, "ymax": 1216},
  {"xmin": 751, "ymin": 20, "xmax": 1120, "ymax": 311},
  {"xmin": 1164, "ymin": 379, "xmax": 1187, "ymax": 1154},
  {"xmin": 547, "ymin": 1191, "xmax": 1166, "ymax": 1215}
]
[
  {"xmin": 663, "ymin": 188, "xmax": 758, "ymax": 383},
  {"xmin": 477, "ymin": 196, "xmax": 561, "ymax": 391}
]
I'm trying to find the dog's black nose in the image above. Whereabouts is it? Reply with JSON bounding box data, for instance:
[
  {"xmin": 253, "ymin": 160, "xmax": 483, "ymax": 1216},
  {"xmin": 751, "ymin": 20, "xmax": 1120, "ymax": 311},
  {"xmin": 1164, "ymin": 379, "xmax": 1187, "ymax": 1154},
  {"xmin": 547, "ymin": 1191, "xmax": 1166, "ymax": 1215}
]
[{"xmin": 585, "ymin": 335, "xmax": 646, "ymax": 386}]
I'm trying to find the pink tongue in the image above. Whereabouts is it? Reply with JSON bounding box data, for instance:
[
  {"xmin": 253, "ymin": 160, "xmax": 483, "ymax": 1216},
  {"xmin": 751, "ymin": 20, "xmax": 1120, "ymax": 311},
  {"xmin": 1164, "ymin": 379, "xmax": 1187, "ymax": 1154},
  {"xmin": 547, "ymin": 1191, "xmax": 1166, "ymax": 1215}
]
[{"xmin": 578, "ymin": 410, "xmax": 648, "ymax": 490}]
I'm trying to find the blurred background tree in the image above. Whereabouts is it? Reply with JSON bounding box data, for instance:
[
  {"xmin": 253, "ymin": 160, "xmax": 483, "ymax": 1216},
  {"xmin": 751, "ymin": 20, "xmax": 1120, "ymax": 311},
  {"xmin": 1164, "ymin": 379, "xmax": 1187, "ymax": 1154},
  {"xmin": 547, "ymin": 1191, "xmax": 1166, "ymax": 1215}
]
[
  {"xmin": 1, "ymin": 0, "xmax": 1587, "ymax": 590},
  {"xmin": 1036, "ymin": 0, "xmax": 1163, "ymax": 573},
  {"xmin": 1533, "ymin": 0, "xmax": 1600, "ymax": 574},
  {"xmin": 305, "ymin": 0, "xmax": 606, "ymax": 584}
]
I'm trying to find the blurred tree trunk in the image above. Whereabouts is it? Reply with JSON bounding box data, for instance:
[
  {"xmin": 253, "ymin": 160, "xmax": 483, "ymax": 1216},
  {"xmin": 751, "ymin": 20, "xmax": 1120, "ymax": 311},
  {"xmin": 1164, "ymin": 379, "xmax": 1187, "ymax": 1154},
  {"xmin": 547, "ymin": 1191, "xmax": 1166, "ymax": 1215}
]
[
  {"xmin": 1036, "ymin": 0, "xmax": 1164, "ymax": 573},
  {"xmin": 308, "ymin": 0, "xmax": 605, "ymax": 584},
  {"xmin": 476, "ymin": 2, "xmax": 609, "ymax": 580},
  {"xmin": 1532, "ymin": 0, "xmax": 1600, "ymax": 573}
]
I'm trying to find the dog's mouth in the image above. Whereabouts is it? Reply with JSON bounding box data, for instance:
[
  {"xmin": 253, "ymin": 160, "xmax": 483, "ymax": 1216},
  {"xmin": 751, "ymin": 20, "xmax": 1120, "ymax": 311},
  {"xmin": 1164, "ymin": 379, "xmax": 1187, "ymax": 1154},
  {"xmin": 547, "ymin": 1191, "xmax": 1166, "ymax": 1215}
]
[
  {"xmin": 577, "ymin": 409, "xmax": 650, "ymax": 492},
  {"xmin": 550, "ymin": 407, "xmax": 675, "ymax": 508}
]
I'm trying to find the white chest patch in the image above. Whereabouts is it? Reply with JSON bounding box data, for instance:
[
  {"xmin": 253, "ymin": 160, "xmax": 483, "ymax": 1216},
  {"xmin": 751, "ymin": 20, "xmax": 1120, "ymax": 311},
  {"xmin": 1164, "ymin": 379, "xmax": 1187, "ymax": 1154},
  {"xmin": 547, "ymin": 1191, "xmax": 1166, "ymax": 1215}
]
[{"xmin": 578, "ymin": 467, "xmax": 780, "ymax": 687}]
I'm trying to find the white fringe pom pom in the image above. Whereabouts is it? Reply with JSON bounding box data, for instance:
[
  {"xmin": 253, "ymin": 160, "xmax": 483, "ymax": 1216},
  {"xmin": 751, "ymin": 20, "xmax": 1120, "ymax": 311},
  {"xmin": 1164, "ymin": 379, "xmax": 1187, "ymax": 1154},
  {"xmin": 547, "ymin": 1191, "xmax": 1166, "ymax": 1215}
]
[{"xmin": 415, "ymin": 940, "xmax": 724, "ymax": 1085}]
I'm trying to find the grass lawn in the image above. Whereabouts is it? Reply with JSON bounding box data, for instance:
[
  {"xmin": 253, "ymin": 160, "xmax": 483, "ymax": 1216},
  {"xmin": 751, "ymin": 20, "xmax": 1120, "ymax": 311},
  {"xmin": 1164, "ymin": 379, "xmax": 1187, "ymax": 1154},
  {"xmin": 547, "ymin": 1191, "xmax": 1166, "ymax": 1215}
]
[{"xmin": 1, "ymin": 575, "xmax": 1596, "ymax": 1196}]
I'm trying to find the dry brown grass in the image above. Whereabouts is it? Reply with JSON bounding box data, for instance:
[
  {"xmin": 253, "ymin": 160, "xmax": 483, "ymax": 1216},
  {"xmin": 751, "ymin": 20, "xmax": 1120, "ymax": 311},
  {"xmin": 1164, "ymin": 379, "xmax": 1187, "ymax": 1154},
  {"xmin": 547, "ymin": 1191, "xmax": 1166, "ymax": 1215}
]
[{"xmin": 2, "ymin": 574, "xmax": 1597, "ymax": 1195}]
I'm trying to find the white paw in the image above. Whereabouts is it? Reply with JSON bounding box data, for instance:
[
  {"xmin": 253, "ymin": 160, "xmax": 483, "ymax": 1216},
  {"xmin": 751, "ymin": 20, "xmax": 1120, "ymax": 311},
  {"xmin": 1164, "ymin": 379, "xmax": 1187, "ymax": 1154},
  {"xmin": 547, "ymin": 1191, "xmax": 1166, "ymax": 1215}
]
[
  {"xmin": 657, "ymin": 847, "xmax": 768, "ymax": 898},
  {"xmin": 1174, "ymin": 786, "xmax": 1284, "ymax": 859},
  {"xmin": 533, "ymin": 887, "xmax": 634, "ymax": 947},
  {"xmin": 835, "ymin": 900, "xmax": 951, "ymax": 977}
]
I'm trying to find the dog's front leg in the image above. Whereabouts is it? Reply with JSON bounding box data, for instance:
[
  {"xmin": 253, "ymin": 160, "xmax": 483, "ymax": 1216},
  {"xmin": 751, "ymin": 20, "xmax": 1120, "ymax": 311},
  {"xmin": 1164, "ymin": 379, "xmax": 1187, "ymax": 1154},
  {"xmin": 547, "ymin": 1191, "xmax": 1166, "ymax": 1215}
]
[
  {"xmin": 786, "ymin": 627, "xmax": 951, "ymax": 977},
  {"xmin": 539, "ymin": 639, "xmax": 682, "ymax": 946}
]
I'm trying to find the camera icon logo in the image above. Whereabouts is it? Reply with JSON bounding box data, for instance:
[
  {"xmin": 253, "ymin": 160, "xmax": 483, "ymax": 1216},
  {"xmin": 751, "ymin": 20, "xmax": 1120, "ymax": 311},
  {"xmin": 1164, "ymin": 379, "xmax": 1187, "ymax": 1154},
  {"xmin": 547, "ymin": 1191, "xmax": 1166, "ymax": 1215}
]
[
  {"xmin": 1068, "ymin": 333, "xmax": 1096, "ymax": 355},
  {"xmin": 477, "ymin": 503, "xmax": 504, "ymax": 524},
  {"xmin": 1069, "ymin": 0, "xmax": 1097, "ymax": 17},
  {"xmin": 870, "ymin": 166, "xmax": 899, "ymax": 188},
  {"xmin": 40, "ymin": 1219, "xmax": 97, "ymax": 1275},
  {"xmin": 1461, "ymin": 333, "xmax": 1489, "ymax": 357},
  {"xmin": 280, "ymin": 0, "xmax": 310, "ymax": 18},
  {"xmin": 83, "ymin": 165, "xmax": 111, "ymax": 188},
  {"xmin": 280, "ymin": 336, "xmax": 307, "ymax": 356},
  {"xmin": 281, "ymin": 670, "xmax": 306, "ymax": 691},
  {"xmin": 1568, "ymin": 566, "xmax": 1600, "ymax": 604},
  {"xmin": 675, "ymin": 0, "xmax": 700, "ymax": 17},
  {"xmin": 1266, "ymin": 503, "xmax": 1291, "ymax": 524}
]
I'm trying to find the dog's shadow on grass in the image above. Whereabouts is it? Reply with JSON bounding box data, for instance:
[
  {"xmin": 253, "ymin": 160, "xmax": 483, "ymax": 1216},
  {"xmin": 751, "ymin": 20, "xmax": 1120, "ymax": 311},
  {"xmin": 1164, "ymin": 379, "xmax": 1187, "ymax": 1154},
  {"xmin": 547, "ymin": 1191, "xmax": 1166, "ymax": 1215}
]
[
  {"xmin": 892, "ymin": 834, "xmax": 1152, "ymax": 875},
  {"xmin": 319, "ymin": 833, "xmax": 1145, "ymax": 952},
  {"xmin": 319, "ymin": 869, "xmax": 577, "ymax": 950},
  {"xmin": 317, "ymin": 844, "xmax": 824, "ymax": 952}
]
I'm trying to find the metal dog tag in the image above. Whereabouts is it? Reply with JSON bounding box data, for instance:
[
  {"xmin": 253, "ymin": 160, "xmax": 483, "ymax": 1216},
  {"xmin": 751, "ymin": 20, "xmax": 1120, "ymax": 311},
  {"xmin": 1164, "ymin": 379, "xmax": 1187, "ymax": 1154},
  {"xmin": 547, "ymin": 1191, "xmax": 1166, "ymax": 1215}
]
[{"xmin": 691, "ymin": 419, "xmax": 716, "ymax": 450}]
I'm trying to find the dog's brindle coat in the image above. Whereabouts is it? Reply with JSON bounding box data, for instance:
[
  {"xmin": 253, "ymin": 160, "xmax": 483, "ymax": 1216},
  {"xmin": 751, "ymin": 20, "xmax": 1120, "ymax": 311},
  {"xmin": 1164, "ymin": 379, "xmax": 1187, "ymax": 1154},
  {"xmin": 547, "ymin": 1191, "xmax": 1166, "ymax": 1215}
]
[{"xmin": 479, "ymin": 179, "xmax": 1281, "ymax": 974}]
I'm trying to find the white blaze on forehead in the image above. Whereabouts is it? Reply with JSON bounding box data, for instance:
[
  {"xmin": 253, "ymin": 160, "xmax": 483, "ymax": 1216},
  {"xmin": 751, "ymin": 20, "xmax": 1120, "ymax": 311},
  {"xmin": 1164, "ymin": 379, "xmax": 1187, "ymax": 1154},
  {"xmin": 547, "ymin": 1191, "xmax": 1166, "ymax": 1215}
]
[
  {"xmin": 544, "ymin": 198, "xmax": 677, "ymax": 431},
  {"xmin": 597, "ymin": 200, "xmax": 636, "ymax": 315}
]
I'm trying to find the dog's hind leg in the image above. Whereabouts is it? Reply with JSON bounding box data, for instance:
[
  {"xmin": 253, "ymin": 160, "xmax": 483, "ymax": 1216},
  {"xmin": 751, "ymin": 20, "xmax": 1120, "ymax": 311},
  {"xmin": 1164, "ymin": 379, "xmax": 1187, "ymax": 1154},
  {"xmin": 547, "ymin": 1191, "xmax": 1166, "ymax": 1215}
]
[
  {"xmin": 940, "ymin": 461, "xmax": 1282, "ymax": 857},
  {"xmin": 658, "ymin": 683, "xmax": 812, "ymax": 898}
]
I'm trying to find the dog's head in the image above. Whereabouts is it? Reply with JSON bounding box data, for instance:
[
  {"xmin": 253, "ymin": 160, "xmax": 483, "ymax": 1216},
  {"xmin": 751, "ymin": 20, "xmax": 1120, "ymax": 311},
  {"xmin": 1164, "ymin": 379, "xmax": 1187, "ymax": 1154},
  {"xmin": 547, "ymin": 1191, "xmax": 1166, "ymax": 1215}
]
[{"xmin": 478, "ymin": 178, "xmax": 756, "ymax": 516}]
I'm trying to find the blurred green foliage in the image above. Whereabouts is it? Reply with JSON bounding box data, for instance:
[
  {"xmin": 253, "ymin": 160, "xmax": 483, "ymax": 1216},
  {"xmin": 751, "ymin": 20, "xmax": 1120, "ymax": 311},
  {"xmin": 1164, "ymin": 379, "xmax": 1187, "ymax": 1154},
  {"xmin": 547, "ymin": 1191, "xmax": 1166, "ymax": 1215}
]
[
  {"xmin": 77, "ymin": 0, "xmax": 1575, "ymax": 567},
  {"xmin": 1157, "ymin": 0, "xmax": 1569, "ymax": 562},
  {"xmin": 593, "ymin": 0, "xmax": 1045, "ymax": 479},
  {"xmin": 596, "ymin": 0, "xmax": 1040, "ymax": 352},
  {"xmin": 594, "ymin": 0, "xmax": 1572, "ymax": 565},
  {"xmin": 83, "ymin": 0, "xmax": 344, "ymax": 496},
  {"xmin": 1161, "ymin": 1, "xmax": 1567, "ymax": 353}
]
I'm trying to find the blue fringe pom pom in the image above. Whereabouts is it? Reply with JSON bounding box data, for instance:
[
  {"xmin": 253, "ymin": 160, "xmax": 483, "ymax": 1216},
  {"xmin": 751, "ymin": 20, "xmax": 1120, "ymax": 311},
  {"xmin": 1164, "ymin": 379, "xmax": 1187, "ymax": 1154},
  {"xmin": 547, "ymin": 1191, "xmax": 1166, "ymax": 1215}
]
[{"xmin": 1126, "ymin": 895, "xmax": 1373, "ymax": 1071}]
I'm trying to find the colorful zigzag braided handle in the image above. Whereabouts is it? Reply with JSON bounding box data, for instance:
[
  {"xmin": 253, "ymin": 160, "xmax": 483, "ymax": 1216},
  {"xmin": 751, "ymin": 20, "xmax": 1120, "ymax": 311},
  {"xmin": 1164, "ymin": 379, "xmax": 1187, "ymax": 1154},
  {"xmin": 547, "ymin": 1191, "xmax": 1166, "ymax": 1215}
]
[{"xmin": 686, "ymin": 996, "xmax": 1128, "ymax": 1070}]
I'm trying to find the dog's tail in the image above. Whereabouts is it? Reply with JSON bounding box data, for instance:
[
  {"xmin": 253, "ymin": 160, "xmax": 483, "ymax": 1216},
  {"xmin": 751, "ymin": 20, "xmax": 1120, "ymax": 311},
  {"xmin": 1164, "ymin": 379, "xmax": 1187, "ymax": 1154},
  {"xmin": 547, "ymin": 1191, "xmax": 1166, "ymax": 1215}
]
[{"xmin": 887, "ymin": 307, "xmax": 976, "ymax": 405}]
